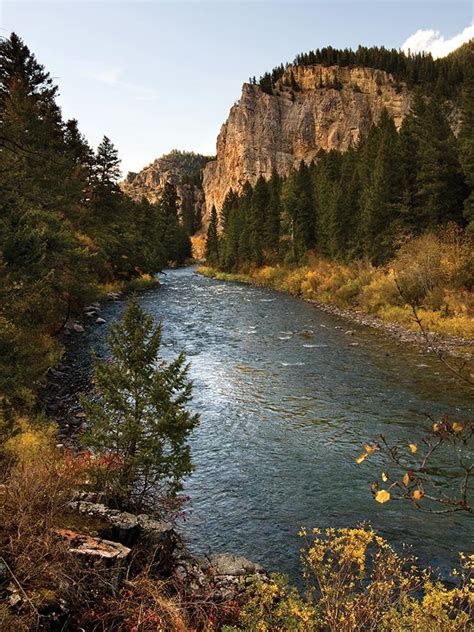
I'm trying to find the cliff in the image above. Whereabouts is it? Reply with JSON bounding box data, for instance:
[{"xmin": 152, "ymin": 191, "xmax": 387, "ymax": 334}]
[
  {"xmin": 203, "ymin": 64, "xmax": 411, "ymax": 220},
  {"xmin": 122, "ymin": 150, "xmax": 213, "ymax": 229}
]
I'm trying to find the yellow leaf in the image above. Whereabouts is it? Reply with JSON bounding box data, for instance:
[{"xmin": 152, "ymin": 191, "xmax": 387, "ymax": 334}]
[
  {"xmin": 408, "ymin": 443, "xmax": 417, "ymax": 454},
  {"xmin": 432, "ymin": 423, "xmax": 440, "ymax": 433},
  {"xmin": 375, "ymin": 490, "xmax": 391, "ymax": 504},
  {"xmin": 452, "ymin": 422, "xmax": 464, "ymax": 434},
  {"xmin": 403, "ymin": 473, "xmax": 410, "ymax": 487},
  {"xmin": 356, "ymin": 452, "xmax": 368, "ymax": 464},
  {"xmin": 364, "ymin": 444, "xmax": 377, "ymax": 455},
  {"xmin": 381, "ymin": 472, "xmax": 388, "ymax": 482},
  {"xmin": 412, "ymin": 489, "xmax": 424, "ymax": 501}
]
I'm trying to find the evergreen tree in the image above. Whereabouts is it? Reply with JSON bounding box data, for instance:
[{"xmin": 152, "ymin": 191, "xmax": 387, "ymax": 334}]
[
  {"xmin": 250, "ymin": 176, "xmax": 269, "ymax": 265},
  {"xmin": 205, "ymin": 206, "xmax": 220, "ymax": 266},
  {"xmin": 458, "ymin": 59, "xmax": 474, "ymax": 231},
  {"xmin": 159, "ymin": 181, "xmax": 192, "ymax": 265},
  {"xmin": 237, "ymin": 183, "xmax": 254, "ymax": 263},
  {"xmin": 264, "ymin": 170, "xmax": 281, "ymax": 256},
  {"xmin": 294, "ymin": 161, "xmax": 315, "ymax": 257},
  {"xmin": 360, "ymin": 110, "xmax": 402, "ymax": 263},
  {"xmin": 94, "ymin": 135, "xmax": 121, "ymax": 192},
  {"xmin": 82, "ymin": 297, "xmax": 199, "ymax": 511},
  {"xmin": 410, "ymin": 96, "xmax": 466, "ymax": 228}
]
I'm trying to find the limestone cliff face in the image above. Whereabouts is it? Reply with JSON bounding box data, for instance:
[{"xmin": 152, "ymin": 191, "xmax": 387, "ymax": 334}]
[
  {"xmin": 203, "ymin": 64, "xmax": 411, "ymax": 219},
  {"xmin": 122, "ymin": 150, "xmax": 212, "ymax": 225}
]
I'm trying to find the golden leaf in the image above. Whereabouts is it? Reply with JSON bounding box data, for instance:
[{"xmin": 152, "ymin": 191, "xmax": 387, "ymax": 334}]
[
  {"xmin": 364, "ymin": 444, "xmax": 377, "ymax": 455},
  {"xmin": 381, "ymin": 472, "xmax": 388, "ymax": 482},
  {"xmin": 432, "ymin": 423, "xmax": 440, "ymax": 433},
  {"xmin": 356, "ymin": 452, "xmax": 368, "ymax": 464},
  {"xmin": 452, "ymin": 422, "xmax": 464, "ymax": 434},
  {"xmin": 412, "ymin": 489, "xmax": 424, "ymax": 501},
  {"xmin": 375, "ymin": 490, "xmax": 391, "ymax": 504},
  {"xmin": 408, "ymin": 443, "xmax": 417, "ymax": 454},
  {"xmin": 403, "ymin": 473, "xmax": 410, "ymax": 487}
]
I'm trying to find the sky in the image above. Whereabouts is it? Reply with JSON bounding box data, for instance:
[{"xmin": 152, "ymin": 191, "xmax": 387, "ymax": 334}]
[{"xmin": 1, "ymin": 1, "xmax": 473, "ymax": 175}]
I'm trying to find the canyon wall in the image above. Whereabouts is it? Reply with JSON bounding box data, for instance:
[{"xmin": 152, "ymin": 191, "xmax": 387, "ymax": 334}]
[{"xmin": 202, "ymin": 64, "xmax": 411, "ymax": 221}]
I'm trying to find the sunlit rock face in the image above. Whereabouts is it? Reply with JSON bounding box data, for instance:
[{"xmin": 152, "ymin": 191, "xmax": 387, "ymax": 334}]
[
  {"xmin": 121, "ymin": 150, "xmax": 211, "ymax": 224},
  {"xmin": 202, "ymin": 64, "xmax": 411, "ymax": 222}
]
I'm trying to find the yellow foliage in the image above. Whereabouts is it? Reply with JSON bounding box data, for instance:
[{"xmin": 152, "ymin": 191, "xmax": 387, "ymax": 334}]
[
  {"xmin": 231, "ymin": 526, "xmax": 472, "ymax": 632},
  {"xmin": 375, "ymin": 490, "xmax": 391, "ymax": 504},
  {"xmin": 409, "ymin": 443, "xmax": 418, "ymax": 454},
  {"xmin": 200, "ymin": 227, "xmax": 474, "ymax": 340},
  {"xmin": 3, "ymin": 417, "xmax": 56, "ymax": 463}
]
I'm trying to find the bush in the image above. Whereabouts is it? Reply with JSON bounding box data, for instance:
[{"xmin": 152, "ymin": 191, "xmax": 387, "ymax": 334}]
[
  {"xmin": 228, "ymin": 526, "xmax": 473, "ymax": 632},
  {"xmin": 0, "ymin": 426, "xmax": 88, "ymax": 629}
]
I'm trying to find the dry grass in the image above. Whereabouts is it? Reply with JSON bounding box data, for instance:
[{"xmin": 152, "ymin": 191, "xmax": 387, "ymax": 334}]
[{"xmin": 200, "ymin": 226, "xmax": 474, "ymax": 340}]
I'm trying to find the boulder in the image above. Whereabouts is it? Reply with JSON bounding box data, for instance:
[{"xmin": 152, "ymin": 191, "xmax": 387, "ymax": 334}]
[
  {"xmin": 70, "ymin": 500, "xmax": 175, "ymax": 549},
  {"xmin": 55, "ymin": 528, "xmax": 130, "ymax": 561},
  {"xmin": 208, "ymin": 553, "xmax": 265, "ymax": 578}
]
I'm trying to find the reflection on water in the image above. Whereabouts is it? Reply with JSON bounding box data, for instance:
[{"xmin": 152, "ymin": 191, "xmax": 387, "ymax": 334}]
[{"xmin": 86, "ymin": 265, "xmax": 473, "ymax": 581}]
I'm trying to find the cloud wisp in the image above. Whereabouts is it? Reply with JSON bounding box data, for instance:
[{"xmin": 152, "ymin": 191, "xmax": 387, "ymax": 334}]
[
  {"xmin": 401, "ymin": 23, "xmax": 474, "ymax": 59},
  {"xmin": 89, "ymin": 68, "xmax": 159, "ymax": 101}
]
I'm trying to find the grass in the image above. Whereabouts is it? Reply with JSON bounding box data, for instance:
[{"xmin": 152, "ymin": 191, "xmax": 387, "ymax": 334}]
[{"xmin": 198, "ymin": 229, "xmax": 474, "ymax": 342}]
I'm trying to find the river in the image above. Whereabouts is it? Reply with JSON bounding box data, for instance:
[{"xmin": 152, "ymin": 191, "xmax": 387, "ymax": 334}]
[{"xmin": 83, "ymin": 265, "xmax": 473, "ymax": 582}]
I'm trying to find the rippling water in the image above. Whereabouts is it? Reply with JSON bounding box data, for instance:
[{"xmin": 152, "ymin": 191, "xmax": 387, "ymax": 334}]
[{"xmin": 86, "ymin": 265, "xmax": 473, "ymax": 581}]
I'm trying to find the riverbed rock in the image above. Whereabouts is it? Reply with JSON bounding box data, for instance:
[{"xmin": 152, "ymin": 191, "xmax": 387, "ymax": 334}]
[
  {"xmin": 55, "ymin": 528, "xmax": 130, "ymax": 561},
  {"xmin": 96, "ymin": 317, "xmax": 106, "ymax": 324},
  {"xmin": 208, "ymin": 553, "xmax": 265, "ymax": 578},
  {"xmin": 70, "ymin": 500, "xmax": 175, "ymax": 550},
  {"xmin": 72, "ymin": 323, "xmax": 84, "ymax": 333}
]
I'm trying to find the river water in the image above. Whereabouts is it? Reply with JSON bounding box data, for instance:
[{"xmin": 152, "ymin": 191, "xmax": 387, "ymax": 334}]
[{"xmin": 85, "ymin": 265, "xmax": 473, "ymax": 581}]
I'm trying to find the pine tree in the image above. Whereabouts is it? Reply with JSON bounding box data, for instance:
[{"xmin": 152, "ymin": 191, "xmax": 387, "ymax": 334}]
[
  {"xmin": 410, "ymin": 96, "xmax": 466, "ymax": 228},
  {"xmin": 159, "ymin": 181, "xmax": 192, "ymax": 265},
  {"xmin": 458, "ymin": 58, "xmax": 474, "ymax": 231},
  {"xmin": 264, "ymin": 170, "xmax": 281, "ymax": 256},
  {"xmin": 94, "ymin": 135, "xmax": 121, "ymax": 192},
  {"xmin": 205, "ymin": 206, "xmax": 220, "ymax": 266},
  {"xmin": 294, "ymin": 161, "xmax": 315, "ymax": 258},
  {"xmin": 250, "ymin": 176, "xmax": 269, "ymax": 265},
  {"xmin": 82, "ymin": 297, "xmax": 199, "ymax": 512},
  {"xmin": 360, "ymin": 110, "xmax": 402, "ymax": 263}
]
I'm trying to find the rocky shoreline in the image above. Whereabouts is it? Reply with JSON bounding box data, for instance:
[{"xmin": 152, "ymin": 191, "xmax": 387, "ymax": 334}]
[
  {"xmin": 308, "ymin": 299, "xmax": 474, "ymax": 362},
  {"xmin": 34, "ymin": 290, "xmax": 267, "ymax": 627},
  {"xmin": 38, "ymin": 291, "xmax": 123, "ymax": 445}
]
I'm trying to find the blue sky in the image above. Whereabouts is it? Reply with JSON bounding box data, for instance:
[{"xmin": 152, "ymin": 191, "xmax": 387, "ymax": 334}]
[{"xmin": 1, "ymin": 1, "xmax": 472, "ymax": 174}]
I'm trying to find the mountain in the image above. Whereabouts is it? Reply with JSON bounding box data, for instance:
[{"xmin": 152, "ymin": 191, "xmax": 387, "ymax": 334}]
[
  {"xmin": 122, "ymin": 150, "xmax": 213, "ymax": 233},
  {"xmin": 202, "ymin": 64, "xmax": 411, "ymax": 221}
]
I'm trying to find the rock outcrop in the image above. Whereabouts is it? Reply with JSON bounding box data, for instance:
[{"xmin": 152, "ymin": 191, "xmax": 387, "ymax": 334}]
[
  {"xmin": 203, "ymin": 64, "xmax": 411, "ymax": 221},
  {"xmin": 121, "ymin": 149, "xmax": 213, "ymax": 228}
]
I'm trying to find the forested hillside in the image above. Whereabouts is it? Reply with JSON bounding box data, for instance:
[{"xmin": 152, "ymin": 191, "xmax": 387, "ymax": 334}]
[
  {"xmin": 0, "ymin": 33, "xmax": 191, "ymax": 415},
  {"xmin": 254, "ymin": 41, "xmax": 473, "ymax": 96},
  {"xmin": 206, "ymin": 42, "xmax": 474, "ymax": 338}
]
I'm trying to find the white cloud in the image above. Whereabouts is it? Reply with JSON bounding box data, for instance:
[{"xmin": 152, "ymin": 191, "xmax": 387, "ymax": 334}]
[
  {"xmin": 89, "ymin": 67, "xmax": 158, "ymax": 101},
  {"xmin": 401, "ymin": 23, "xmax": 474, "ymax": 59}
]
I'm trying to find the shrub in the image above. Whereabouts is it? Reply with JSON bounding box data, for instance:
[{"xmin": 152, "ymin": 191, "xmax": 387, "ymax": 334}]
[
  {"xmin": 228, "ymin": 526, "xmax": 472, "ymax": 632},
  {"xmin": 0, "ymin": 426, "xmax": 88, "ymax": 629}
]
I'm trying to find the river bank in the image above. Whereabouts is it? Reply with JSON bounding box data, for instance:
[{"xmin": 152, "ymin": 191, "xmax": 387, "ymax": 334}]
[
  {"xmin": 198, "ymin": 265, "xmax": 474, "ymax": 362},
  {"xmin": 38, "ymin": 266, "xmax": 473, "ymax": 585}
]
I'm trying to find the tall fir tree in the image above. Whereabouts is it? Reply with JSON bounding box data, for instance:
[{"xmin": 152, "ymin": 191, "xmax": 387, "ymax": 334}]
[
  {"xmin": 205, "ymin": 206, "xmax": 220, "ymax": 266},
  {"xmin": 82, "ymin": 296, "xmax": 199, "ymax": 511}
]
